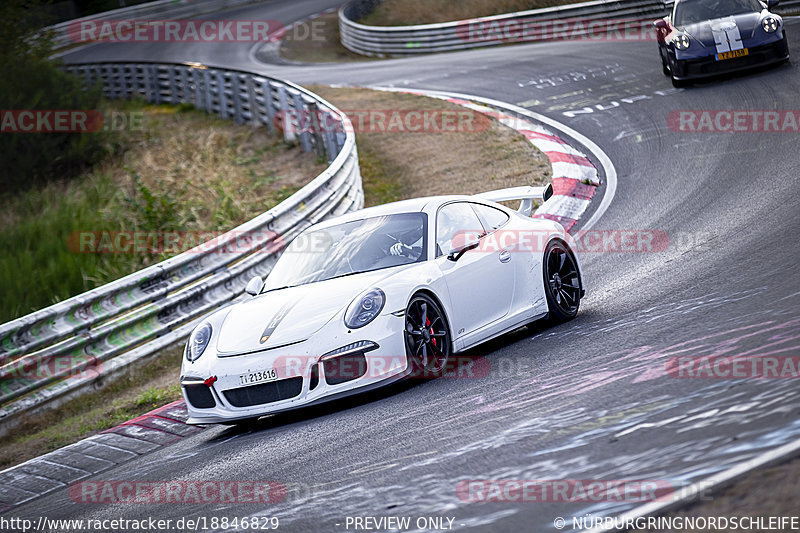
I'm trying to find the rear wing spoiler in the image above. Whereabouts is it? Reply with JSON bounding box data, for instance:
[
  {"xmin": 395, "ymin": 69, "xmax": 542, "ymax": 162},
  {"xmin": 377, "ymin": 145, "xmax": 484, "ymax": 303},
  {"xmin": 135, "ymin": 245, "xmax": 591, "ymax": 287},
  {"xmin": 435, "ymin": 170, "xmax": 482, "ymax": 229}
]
[{"xmin": 475, "ymin": 184, "xmax": 553, "ymax": 217}]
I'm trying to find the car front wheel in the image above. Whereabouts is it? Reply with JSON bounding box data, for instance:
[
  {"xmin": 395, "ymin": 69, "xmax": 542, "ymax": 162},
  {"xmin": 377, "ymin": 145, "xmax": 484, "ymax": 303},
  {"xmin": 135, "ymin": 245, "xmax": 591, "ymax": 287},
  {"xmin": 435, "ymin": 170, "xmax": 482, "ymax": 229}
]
[
  {"xmin": 404, "ymin": 294, "xmax": 452, "ymax": 377},
  {"xmin": 543, "ymin": 240, "xmax": 582, "ymax": 323}
]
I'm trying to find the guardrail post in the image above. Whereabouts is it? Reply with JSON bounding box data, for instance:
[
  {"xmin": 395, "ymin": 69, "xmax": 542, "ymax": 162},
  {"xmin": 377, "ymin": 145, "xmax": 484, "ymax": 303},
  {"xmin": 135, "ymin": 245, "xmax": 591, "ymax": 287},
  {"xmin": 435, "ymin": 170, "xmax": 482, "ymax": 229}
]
[
  {"xmin": 217, "ymin": 71, "xmax": 229, "ymax": 119},
  {"xmin": 232, "ymin": 74, "xmax": 244, "ymax": 124},
  {"xmin": 307, "ymin": 101, "xmax": 327, "ymax": 160},
  {"xmin": 120, "ymin": 65, "xmax": 131, "ymax": 100},
  {"xmin": 147, "ymin": 65, "xmax": 160, "ymax": 104},
  {"xmin": 179, "ymin": 66, "xmax": 189, "ymax": 105},
  {"xmin": 94, "ymin": 65, "xmax": 106, "ymax": 97},
  {"xmin": 245, "ymin": 76, "xmax": 258, "ymax": 127},
  {"xmin": 325, "ymin": 130, "xmax": 338, "ymax": 162},
  {"xmin": 81, "ymin": 65, "xmax": 91, "ymax": 90},
  {"xmin": 276, "ymin": 85, "xmax": 295, "ymax": 144},
  {"xmin": 191, "ymin": 68, "xmax": 203, "ymax": 110},
  {"xmin": 263, "ymin": 80, "xmax": 276, "ymax": 134},
  {"xmin": 168, "ymin": 66, "xmax": 179, "ymax": 104},
  {"xmin": 132, "ymin": 64, "xmax": 142, "ymax": 99},
  {"xmin": 292, "ymin": 92, "xmax": 312, "ymax": 152},
  {"xmin": 203, "ymin": 69, "xmax": 214, "ymax": 112}
]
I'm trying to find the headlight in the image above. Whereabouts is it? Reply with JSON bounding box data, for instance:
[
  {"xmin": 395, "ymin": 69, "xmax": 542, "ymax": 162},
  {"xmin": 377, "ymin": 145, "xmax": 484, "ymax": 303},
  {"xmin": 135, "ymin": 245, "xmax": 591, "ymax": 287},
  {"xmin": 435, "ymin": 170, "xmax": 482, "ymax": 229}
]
[
  {"xmin": 344, "ymin": 288, "xmax": 385, "ymax": 329},
  {"xmin": 674, "ymin": 34, "xmax": 690, "ymax": 50},
  {"xmin": 186, "ymin": 323, "xmax": 212, "ymax": 362},
  {"xmin": 762, "ymin": 17, "xmax": 779, "ymax": 33}
]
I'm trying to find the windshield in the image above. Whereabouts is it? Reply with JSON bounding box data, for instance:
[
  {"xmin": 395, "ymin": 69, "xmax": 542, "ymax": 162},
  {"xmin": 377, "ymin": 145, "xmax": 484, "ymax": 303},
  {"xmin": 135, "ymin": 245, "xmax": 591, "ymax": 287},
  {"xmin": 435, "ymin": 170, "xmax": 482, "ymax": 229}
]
[
  {"xmin": 673, "ymin": 0, "xmax": 761, "ymax": 26},
  {"xmin": 262, "ymin": 213, "xmax": 428, "ymax": 292}
]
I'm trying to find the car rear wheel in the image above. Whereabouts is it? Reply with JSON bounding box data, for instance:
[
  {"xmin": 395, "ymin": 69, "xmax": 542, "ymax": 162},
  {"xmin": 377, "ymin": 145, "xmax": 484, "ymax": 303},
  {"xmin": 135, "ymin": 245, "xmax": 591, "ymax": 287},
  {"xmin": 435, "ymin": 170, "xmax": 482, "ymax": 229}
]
[
  {"xmin": 543, "ymin": 240, "xmax": 581, "ymax": 323},
  {"xmin": 404, "ymin": 294, "xmax": 451, "ymax": 377}
]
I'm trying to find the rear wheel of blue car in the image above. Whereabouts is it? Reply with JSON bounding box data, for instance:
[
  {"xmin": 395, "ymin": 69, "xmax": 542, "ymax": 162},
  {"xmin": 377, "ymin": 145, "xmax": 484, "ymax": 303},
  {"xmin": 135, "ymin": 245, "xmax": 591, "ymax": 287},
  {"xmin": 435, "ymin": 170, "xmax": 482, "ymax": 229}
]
[
  {"xmin": 404, "ymin": 294, "xmax": 451, "ymax": 378},
  {"xmin": 543, "ymin": 240, "xmax": 581, "ymax": 323}
]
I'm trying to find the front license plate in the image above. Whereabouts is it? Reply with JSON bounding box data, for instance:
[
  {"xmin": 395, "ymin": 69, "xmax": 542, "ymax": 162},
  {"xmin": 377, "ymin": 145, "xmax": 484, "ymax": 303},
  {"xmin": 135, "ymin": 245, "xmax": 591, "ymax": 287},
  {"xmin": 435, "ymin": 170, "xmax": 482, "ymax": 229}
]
[
  {"xmin": 238, "ymin": 369, "xmax": 278, "ymax": 386},
  {"xmin": 717, "ymin": 48, "xmax": 748, "ymax": 61}
]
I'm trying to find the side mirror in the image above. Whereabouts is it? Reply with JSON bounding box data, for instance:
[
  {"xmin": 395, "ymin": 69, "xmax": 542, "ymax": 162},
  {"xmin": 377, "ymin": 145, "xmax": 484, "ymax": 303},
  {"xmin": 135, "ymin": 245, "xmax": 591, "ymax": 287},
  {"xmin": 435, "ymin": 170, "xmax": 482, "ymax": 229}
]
[
  {"xmin": 245, "ymin": 276, "xmax": 264, "ymax": 296},
  {"xmin": 653, "ymin": 19, "xmax": 669, "ymax": 29},
  {"xmin": 447, "ymin": 233, "xmax": 481, "ymax": 262}
]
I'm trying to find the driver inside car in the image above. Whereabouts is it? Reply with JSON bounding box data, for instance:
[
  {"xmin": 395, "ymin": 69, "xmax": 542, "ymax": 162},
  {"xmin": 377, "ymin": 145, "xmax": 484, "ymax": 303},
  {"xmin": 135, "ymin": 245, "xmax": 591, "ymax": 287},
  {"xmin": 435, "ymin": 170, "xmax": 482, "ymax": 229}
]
[{"xmin": 389, "ymin": 238, "xmax": 422, "ymax": 258}]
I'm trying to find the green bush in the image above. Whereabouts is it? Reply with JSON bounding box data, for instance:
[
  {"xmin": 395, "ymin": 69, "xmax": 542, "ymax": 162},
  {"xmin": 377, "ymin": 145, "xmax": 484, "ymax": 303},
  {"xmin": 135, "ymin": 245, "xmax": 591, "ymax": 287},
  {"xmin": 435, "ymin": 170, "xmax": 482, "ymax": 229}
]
[{"xmin": 0, "ymin": 0, "xmax": 108, "ymax": 194}]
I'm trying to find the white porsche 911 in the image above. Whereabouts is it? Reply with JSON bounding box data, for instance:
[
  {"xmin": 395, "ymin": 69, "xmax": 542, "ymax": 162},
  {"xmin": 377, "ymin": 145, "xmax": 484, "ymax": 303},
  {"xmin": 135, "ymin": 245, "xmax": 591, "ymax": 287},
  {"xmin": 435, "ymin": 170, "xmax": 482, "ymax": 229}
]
[{"xmin": 180, "ymin": 185, "xmax": 584, "ymax": 425}]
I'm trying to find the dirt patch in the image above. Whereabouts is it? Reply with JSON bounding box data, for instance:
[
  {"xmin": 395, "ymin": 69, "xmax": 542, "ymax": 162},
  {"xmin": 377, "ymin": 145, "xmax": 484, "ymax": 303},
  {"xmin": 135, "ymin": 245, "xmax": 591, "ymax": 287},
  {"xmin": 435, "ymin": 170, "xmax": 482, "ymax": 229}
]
[{"xmin": 311, "ymin": 86, "xmax": 551, "ymax": 206}]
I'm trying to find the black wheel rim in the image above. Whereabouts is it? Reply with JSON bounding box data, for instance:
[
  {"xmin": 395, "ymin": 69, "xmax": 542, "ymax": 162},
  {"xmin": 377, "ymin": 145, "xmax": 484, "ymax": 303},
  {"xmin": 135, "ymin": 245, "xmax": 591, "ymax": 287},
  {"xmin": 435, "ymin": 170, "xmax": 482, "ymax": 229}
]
[
  {"xmin": 404, "ymin": 297, "xmax": 450, "ymax": 374},
  {"xmin": 545, "ymin": 243, "xmax": 581, "ymax": 315}
]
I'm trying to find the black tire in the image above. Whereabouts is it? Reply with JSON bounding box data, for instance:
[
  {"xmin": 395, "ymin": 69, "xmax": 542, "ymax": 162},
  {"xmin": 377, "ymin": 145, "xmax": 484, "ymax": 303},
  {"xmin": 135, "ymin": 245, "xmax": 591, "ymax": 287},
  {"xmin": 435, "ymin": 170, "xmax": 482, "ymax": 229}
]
[
  {"xmin": 404, "ymin": 293, "xmax": 452, "ymax": 378},
  {"xmin": 660, "ymin": 54, "xmax": 670, "ymax": 76},
  {"xmin": 543, "ymin": 240, "xmax": 582, "ymax": 323}
]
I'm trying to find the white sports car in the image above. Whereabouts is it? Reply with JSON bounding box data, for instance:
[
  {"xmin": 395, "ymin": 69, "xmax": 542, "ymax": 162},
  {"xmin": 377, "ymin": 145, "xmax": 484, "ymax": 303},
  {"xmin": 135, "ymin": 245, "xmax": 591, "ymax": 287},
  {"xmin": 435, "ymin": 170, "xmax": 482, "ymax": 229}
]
[{"xmin": 180, "ymin": 185, "xmax": 584, "ymax": 425}]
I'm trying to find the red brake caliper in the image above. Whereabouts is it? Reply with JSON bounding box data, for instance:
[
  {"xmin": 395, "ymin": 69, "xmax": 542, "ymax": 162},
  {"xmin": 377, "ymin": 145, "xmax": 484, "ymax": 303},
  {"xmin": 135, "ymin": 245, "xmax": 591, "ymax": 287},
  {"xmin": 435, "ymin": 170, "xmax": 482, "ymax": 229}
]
[{"xmin": 426, "ymin": 317, "xmax": 436, "ymax": 347}]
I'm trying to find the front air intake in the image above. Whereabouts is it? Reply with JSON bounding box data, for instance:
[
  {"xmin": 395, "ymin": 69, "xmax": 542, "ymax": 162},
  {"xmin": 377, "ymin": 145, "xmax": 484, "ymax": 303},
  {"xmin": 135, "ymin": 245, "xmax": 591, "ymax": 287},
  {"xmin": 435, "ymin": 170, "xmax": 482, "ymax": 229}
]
[{"xmin": 223, "ymin": 377, "xmax": 303, "ymax": 407}]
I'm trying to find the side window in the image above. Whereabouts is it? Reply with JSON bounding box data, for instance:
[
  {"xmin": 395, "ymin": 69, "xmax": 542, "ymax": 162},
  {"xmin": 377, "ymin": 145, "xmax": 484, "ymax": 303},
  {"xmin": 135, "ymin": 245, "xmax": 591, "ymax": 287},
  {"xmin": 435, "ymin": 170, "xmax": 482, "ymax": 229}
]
[
  {"xmin": 436, "ymin": 203, "xmax": 484, "ymax": 257},
  {"xmin": 473, "ymin": 204, "xmax": 510, "ymax": 233}
]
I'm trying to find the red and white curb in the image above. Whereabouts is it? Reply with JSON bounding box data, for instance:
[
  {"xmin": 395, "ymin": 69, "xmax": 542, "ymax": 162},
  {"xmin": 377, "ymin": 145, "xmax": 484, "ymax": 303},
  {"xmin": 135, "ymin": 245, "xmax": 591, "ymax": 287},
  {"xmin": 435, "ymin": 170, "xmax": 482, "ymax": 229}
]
[
  {"xmin": 0, "ymin": 400, "xmax": 201, "ymax": 513},
  {"xmin": 370, "ymin": 86, "xmax": 609, "ymax": 233}
]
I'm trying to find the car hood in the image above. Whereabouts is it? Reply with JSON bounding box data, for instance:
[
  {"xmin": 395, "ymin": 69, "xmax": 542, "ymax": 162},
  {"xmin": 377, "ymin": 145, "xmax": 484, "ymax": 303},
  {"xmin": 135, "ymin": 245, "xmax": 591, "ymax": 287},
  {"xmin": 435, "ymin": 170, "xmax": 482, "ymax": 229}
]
[
  {"xmin": 680, "ymin": 13, "xmax": 761, "ymax": 46},
  {"xmin": 215, "ymin": 269, "xmax": 396, "ymax": 355}
]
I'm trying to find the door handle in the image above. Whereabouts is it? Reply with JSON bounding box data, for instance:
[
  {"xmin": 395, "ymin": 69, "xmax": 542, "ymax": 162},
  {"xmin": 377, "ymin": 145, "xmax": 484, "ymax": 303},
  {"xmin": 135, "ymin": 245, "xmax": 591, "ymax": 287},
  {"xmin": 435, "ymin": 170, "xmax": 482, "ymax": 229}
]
[{"xmin": 499, "ymin": 250, "xmax": 511, "ymax": 263}]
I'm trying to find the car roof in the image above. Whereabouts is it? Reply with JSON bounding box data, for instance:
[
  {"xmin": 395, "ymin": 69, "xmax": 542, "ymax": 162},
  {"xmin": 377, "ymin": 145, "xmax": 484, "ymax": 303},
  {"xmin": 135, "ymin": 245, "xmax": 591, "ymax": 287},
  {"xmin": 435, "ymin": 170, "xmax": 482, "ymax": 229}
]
[{"xmin": 308, "ymin": 195, "xmax": 490, "ymax": 230}]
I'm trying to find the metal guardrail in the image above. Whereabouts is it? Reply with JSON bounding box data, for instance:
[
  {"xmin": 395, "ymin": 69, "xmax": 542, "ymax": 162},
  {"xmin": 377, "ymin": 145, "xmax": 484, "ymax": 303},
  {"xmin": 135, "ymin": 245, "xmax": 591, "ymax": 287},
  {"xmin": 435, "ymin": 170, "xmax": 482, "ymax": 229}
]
[
  {"xmin": 339, "ymin": 0, "xmax": 800, "ymax": 57},
  {"xmin": 339, "ymin": 0, "xmax": 672, "ymax": 56},
  {"xmin": 0, "ymin": 62, "xmax": 363, "ymax": 430},
  {"xmin": 44, "ymin": 0, "xmax": 262, "ymax": 50}
]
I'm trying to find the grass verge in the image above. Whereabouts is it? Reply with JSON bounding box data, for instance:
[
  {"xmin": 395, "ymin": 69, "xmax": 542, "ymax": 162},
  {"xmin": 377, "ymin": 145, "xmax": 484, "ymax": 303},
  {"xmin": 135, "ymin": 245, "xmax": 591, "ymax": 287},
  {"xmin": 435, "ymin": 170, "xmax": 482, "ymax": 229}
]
[
  {"xmin": 0, "ymin": 86, "xmax": 550, "ymax": 469},
  {"xmin": 280, "ymin": 12, "xmax": 369, "ymax": 63},
  {"xmin": 360, "ymin": 0, "xmax": 581, "ymax": 26}
]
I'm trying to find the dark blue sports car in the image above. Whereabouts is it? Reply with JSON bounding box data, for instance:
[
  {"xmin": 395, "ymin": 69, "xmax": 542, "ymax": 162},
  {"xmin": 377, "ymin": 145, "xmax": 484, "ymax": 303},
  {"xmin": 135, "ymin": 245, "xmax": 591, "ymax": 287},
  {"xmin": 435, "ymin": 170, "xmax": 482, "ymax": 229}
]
[{"xmin": 654, "ymin": 0, "xmax": 790, "ymax": 86}]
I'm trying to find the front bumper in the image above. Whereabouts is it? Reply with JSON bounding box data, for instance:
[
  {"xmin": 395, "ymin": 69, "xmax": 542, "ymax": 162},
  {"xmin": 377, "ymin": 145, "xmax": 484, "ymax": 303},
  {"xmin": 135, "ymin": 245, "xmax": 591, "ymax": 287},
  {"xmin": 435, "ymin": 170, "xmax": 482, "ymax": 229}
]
[
  {"xmin": 671, "ymin": 35, "xmax": 789, "ymax": 81},
  {"xmin": 180, "ymin": 313, "xmax": 409, "ymax": 424}
]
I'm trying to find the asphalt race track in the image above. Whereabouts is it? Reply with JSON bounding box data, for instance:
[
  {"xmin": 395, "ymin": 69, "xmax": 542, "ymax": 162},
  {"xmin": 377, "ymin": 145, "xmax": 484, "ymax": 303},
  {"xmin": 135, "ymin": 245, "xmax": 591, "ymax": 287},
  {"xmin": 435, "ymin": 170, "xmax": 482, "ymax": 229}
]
[{"xmin": 18, "ymin": 1, "xmax": 800, "ymax": 530}]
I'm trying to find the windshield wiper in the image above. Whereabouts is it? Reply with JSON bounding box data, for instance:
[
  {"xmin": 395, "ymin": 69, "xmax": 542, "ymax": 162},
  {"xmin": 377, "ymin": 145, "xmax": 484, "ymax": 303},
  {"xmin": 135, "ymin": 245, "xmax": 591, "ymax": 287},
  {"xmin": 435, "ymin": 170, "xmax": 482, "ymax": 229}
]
[
  {"xmin": 261, "ymin": 270, "xmax": 374, "ymax": 294},
  {"xmin": 261, "ymin": 284, "xmax": 294, "ymax": 294},
  {"xmin": 325, "ymin": 270, "xmax": 373, "ymax": 281}
]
